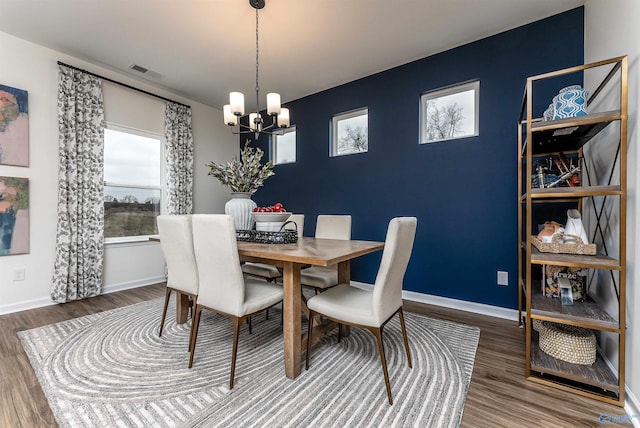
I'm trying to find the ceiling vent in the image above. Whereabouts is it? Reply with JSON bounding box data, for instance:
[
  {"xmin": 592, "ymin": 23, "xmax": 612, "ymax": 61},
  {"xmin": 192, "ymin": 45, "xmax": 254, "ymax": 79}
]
[
  {"xmin": 129, "ymin": 64, "xmax": 163, "ymax": 79},
  {"xmin": 130, "ymin": 64, "xmax": 148, "ymax": 73}
]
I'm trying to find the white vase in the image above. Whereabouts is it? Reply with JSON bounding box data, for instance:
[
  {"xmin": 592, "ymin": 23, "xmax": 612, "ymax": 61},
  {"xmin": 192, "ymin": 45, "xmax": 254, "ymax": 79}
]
[
  {"xmin": 564, "ymin": 209, "xmax": 589, "ymax": 244},
  {"xmin": 225, "ymin": 192, "xmax": 257, "ymax": 231}
]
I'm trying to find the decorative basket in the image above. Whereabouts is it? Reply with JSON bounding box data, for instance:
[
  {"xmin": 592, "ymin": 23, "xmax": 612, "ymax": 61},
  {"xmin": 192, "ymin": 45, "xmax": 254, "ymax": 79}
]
[
  {"xmin": 538, "ymin": 321, "xmax": 596, "ymax": 365},
  {"xmin": 531, "ymin": 233, "xmax": 596, "ymax": 255},
  {"xmin": 236, "ymin": 221, "xmax": 298, "ymax": 244},
  {"xmin": 532, "ymin": 319, "xmax": 543, "ymax": 332}
]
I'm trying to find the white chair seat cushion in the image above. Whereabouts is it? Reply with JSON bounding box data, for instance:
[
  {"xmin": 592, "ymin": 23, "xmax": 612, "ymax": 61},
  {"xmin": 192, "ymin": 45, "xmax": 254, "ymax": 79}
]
[
  {"xmin": 300, "ymin": 266, "xmax": 338, "ymax": 289},
  {"xmin": 242, "ymin": 278, "xmax": 284, "ymax": 315},
  {"xmin": 241, "ymin": 262, "xmax": 281, "ymax": 279},
  {"xmin": 306, "ymin": 284, "xmax": 379, "ymax": 327}
]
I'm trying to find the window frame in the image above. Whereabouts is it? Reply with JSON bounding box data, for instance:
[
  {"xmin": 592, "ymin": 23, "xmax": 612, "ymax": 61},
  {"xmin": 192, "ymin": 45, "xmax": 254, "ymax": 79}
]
[
  {"xmin": 103, "ymin": 122, "xmax": 165, "ymax": 244},
  {"xmin": 272, "ymin": 126, "xmax": 297, "ymax": 165},
  {"xmin": 419, "ymin": 80, "xmax": 479, "ymax": 144},
  {"xmin": 330, "ymin": 107, "xmax": 369, "ymax": 157}
]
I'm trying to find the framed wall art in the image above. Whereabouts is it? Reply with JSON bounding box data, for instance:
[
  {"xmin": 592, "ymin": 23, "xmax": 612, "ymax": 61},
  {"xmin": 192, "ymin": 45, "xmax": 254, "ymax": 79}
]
[
  {"xmin": 0, "ymin": 176, "xmax": 29, "ymax": 255},
  {"xmin": 0, "ymin": 84, "xmax": 29, "ymax": 166}
]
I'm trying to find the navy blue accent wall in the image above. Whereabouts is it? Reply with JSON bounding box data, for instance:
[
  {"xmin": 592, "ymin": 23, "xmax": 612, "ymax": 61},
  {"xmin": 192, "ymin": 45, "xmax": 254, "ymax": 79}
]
[{"xmin": 246, "ymin": 8, "xmax": 584, "ymax": 309}]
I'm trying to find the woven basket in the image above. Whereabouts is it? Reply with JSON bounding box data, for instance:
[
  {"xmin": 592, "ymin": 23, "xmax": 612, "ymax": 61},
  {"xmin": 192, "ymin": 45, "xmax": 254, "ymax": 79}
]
[
  {"xmin": 538, "ymin": 321, "xmax": 596, "ymax": 365},
  {"xmin": 531, "ymin": 233, "xmax": 596, "ymax": 255},
  {"xmin": 532, "ymin": 319, "xmax": 543, "ymax": 332},
  {"xmin": 236, "ymin": 221, "xmax": 298, "ymax": 244}
]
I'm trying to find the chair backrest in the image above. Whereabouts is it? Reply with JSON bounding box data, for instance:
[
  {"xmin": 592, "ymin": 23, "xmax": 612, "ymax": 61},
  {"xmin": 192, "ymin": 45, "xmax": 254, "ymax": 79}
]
[
  {"xmin": 285, "ymin": 214, "xmax": 305, "ymax": 237},
  {"xmin": 372, "ymin": 217, "xmax": 417, "ymax": 322},
  {"xmin": 157, "ymin": 215, "xmax": 198, "ymax": 296},
  {"xmin": 192, "ymin": 214, "xmax": 245, "ymax": 316},
  {"xmin": 315, "ymin": 215, "xmax": 351, "ymax": 240}
]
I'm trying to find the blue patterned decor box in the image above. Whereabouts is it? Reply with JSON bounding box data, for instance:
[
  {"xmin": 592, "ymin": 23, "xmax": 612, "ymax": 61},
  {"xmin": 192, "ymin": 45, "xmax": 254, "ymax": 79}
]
[{"xmin": 551, "ymin": 85, "xmax": 588, "ymax": 120}]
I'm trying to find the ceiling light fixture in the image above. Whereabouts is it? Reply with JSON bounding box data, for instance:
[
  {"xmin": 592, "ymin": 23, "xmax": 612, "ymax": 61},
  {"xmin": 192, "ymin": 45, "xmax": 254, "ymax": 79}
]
[{"xmin": 223, "ymin": 0, "xmax": 290, "ymax": 138}]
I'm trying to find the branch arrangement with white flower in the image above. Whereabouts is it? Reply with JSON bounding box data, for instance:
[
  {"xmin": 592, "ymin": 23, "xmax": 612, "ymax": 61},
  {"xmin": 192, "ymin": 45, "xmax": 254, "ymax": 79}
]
[{"xmin": 207, "ymin": 141, "xmax": 275, "ymax": 193}]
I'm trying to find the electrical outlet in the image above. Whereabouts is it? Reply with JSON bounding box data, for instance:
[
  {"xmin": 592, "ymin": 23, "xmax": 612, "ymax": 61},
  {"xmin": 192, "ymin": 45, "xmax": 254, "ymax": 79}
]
[
  {"xmin": 13, "ymin": 267, "xmax": 26, "ymax": 282},
  {"xmin": 497, "ymin": 270, "xmax": 509, "ymax": 286}
]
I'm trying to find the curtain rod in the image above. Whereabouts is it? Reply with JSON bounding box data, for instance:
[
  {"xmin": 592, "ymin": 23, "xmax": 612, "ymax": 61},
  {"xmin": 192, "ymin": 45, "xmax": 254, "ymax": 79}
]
[{"xmin": 57, "ymin": 61, "xmax": 190, "ymax": 109}]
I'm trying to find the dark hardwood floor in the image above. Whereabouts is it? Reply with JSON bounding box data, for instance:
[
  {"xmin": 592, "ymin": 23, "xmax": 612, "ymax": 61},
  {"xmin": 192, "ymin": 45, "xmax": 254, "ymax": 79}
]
[{"xmin": 0, "ymin": 284, "xmax": 625, "ymax": 427}]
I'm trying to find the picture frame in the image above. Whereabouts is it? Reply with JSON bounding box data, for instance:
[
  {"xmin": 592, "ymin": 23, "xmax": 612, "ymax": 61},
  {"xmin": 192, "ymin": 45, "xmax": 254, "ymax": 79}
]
[
  {"xmin": 0, "ymin": 84, "xmax": 29, "ymax": 167},
  {"xmin": 0, "ymin": 176, "xmax": 29, "ymax": 256}
]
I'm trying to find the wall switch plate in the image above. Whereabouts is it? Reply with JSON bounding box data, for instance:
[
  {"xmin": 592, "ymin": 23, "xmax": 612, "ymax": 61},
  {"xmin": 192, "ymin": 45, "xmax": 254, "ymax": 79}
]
[
  {"xmin": 13, "ymin": 267, "xmax": 26, "ymax": 281},
  {"xmin": 497, "ymin": 271, "xmax": 509, "ymax": 286}
]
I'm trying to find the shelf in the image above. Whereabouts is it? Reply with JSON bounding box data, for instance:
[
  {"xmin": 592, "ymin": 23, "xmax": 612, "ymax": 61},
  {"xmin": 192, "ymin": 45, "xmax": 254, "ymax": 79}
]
[
  {"xmin": 528, "ymin": 111, "xmax": 621, "ymax": 155},
  {"xmin": 530, "ymin": 293, "xmax": 618, "ymax": 332},
  {"xmin": 529, "ymin": 246, "xmax": 621, "ymax": 270},
  {"xmin": 519, "ymin": 56, "xmax": 627, "ymax": 406},
  {"xmin": 521, "ymin": 185, "xmax": 621, "ymax": 201},
  {"xmin": 530, "ymin": 332, "xmax": 619, "ymax": 394}
]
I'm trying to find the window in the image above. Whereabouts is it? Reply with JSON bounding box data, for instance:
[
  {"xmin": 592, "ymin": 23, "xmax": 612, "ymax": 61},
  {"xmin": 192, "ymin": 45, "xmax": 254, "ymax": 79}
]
[
  {"xmin": 103, "ymin": 125, "xmax": 163, "ymax": 240},
  {"xmin": 331, "ymin": 108, "xmax": 368, "ymax": 156},
  {"xmin": 272, "ymin": 126, "xmax": 296, "ymax": 165},
  {"xmin": 420, "ymin": 80, "xmax": 479, "ymax": 144}
]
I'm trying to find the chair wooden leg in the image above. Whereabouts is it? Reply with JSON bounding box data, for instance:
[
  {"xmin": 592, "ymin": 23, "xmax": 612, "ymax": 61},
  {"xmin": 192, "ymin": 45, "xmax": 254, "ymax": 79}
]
[
  {"xmin": 372, "ymin": 326, "xmax": 393, "ymax": 405},
  {"xmin": 188, "ymin": 297, "xmax": 198, "ymax": 353},
  {"xmin": 266, "ymin": 309, "xmax": 269, "ymax": 320},
  {"xmin": 305, "ymin": 310, "xmax": 315, "ymax": 370},
  {"xmin": 398, "ymin": 309, "xmax": 412, "ymax": 368},
  {"xmin": 188, "ymin": 305, "xmax": 203, "ymax": 368},
  {"xmin": 248, "ymin": 316, "xmax": 253, "ymax": 334},
  {"xmin": 158, "ymin": 287, "xmax": 172, "ymax": 336},
  {"xmin": 230, "ymin": 317, "xmax": 242, "ymax": 389},
  {"xmin": 337, "ymin": 323, "xmax": 342, "ymax": 343}
]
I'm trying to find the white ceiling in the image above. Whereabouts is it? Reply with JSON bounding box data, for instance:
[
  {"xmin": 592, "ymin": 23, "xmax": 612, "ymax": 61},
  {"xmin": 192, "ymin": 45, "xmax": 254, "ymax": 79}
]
[{"xmin": 0, "ymin": 0, "xmax": 584, "ymax": 111}]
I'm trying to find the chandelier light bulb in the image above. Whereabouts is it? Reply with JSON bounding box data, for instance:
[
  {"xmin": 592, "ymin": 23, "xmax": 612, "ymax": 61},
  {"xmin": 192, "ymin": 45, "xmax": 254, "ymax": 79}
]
[
  {"xmin": 230, "ymin": 92, "xmax": 245, "ymax": 116},
  {"xmin": 277, "ymin": 108, "xmax": 290, "ymax": 128},
  {"xmin": 223, "ymin": 105, "xmax": 238, "ymax": 126},
  {"xmin": 249, "ymin": 112, "xmax": 262, "ymax": 131},
  {"xmin": 267, "ymin": 93, "xmax": 281, "ymax": 116}
]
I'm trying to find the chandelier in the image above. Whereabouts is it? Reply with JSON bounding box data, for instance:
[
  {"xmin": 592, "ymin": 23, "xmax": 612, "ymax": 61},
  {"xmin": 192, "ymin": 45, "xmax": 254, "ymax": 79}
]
[{"xmin": 223, "ymin": 0, "xmax": 290, "ymax": 137}]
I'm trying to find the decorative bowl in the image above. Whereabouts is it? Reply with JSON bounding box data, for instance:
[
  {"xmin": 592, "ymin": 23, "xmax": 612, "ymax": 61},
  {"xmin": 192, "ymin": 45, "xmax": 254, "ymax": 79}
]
[
  {"xmin": 251, "ymin": 212, "xmax": 292, "ymax": 223},
  {"xmin": 255, "ymin": 221, "xmax": 288, "ymax": 232}
]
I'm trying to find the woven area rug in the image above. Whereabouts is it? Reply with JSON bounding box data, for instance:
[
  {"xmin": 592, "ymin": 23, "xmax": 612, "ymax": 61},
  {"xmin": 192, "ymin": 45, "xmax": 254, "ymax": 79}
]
[{"xmin": 19, "ymin": 297, "xmax": 480, "ymax": 428}]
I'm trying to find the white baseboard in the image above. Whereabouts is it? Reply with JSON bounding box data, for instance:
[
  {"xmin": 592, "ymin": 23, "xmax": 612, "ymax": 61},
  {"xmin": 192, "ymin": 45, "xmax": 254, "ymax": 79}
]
[
  {"xmin": 0, "ymin": 275, "xmax": 165, "ymax": 316},
  {"xmin": 101, "ymin": 275, "xmax": 166, "ymax": 295},
  {"xmin": 625, "ymin": 387, "xmax": 640, "ymax": 428},
  {"xmin": 350, "ymin": 281, "xmax": 519, "ymax": 321},
  {"xmin": 0, "ymin": 296, "xmax": 58, "ymax": 315}
]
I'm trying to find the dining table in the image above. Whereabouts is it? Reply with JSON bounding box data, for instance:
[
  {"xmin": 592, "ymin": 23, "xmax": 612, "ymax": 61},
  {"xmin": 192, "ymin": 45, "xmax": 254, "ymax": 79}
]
[{"xmin": 171, "ymin": 236, "xmax": 385, "ymax": 380}]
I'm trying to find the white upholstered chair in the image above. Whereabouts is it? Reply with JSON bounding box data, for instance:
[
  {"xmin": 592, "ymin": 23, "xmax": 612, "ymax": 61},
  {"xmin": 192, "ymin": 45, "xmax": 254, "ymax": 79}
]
[
  {"xmin": 241, "ymin": 214, "xmax": 305, "ymax": 282},
  {"xmin": 305, "ymin": 217, "xmax": 417, "ymax": 405},
  {"xmin": 156, "ymin": 215, "xmax": 198, "ymax": 340},
  {"xmin": 300, "ymin": 215, "xmax": 351, "ymax": 292},
  {"xmin": 189, "ymin": 214, "xmax": 284, "ymax": 388}
]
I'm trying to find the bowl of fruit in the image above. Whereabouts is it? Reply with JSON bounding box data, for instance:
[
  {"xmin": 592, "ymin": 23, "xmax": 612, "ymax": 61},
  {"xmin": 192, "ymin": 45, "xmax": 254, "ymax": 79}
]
[{"xmin": 252, "ymin": 203, "xmax": 291, "ymax": 231}]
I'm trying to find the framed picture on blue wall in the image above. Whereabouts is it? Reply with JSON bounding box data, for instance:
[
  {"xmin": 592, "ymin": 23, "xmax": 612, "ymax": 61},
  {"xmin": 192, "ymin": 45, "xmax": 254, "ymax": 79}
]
[{"xmin": 420, "ymin": 80, "xmax": 479, "ymax": 144}]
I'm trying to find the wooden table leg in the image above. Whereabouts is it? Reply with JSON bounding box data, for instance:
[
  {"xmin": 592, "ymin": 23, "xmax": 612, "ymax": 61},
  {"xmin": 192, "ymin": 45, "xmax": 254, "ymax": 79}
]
[
  {"xmin": 337, "ymin": 260, "xmax": 351, "ymax": 337},
  {"xmin": 176, "ymin": 291, "xmax": 190, "ymax": 324},
  {"xmin": 282, "ymin": 261, "xmax": 302, "ymax": 379}
]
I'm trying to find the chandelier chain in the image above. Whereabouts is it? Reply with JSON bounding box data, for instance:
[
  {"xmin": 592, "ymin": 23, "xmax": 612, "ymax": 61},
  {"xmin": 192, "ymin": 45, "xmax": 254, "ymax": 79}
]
[{"xmin": 255, "ymin": 6, "xmax": 260, "ymax": 105}]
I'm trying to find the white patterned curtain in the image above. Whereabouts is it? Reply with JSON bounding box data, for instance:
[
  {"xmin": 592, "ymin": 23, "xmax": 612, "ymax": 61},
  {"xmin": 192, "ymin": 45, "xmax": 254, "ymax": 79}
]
[
  {"xmin": 51, "ymin": 65, "xmax": 105, "ymax": 303},
  {"xmin": 164, "ymin": 102, "xmax": 194, "ymax": 215}
]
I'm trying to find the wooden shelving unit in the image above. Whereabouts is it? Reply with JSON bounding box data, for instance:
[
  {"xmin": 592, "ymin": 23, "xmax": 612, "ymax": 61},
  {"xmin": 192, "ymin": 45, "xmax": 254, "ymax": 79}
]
[{"xmin": 517, "ymin": 56, "xmax": 628, "ymax": 406}]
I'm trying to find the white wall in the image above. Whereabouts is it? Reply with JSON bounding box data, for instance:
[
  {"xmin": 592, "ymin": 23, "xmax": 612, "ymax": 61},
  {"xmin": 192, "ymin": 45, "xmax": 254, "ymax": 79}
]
[
  {"xmin": 585, "ymin": 0, "xmax": 640, "ymax": 412},
  {"xmin": 0, "ymin": 31, "xmax": 238, "ymax": 313}
]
